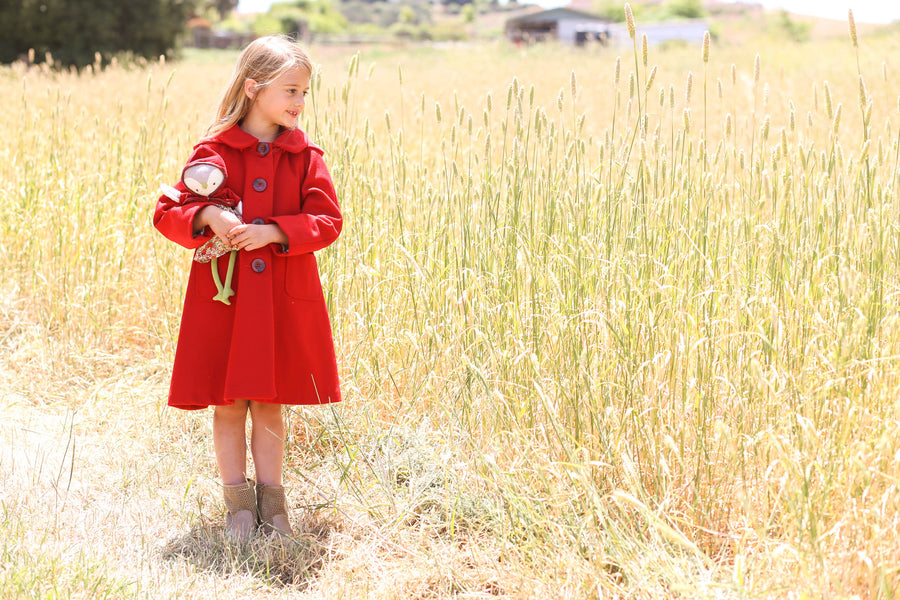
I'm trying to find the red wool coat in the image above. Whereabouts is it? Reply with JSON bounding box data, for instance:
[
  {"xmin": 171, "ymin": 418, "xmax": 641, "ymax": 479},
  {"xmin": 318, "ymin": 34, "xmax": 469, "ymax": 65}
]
[{"xmin": 154, "ymin": 125, "xmax": 342, "ymax": 410}]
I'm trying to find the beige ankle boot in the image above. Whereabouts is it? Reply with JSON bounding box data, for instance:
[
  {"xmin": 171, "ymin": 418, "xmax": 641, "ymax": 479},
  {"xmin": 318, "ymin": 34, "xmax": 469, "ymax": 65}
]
[
  {"xmin": 223, "ymin": 479, "xmax": 258, "ymax": 540},
  {"xmin": 256, "ymin": 482, "xmax": 293, "ymax": 536}
]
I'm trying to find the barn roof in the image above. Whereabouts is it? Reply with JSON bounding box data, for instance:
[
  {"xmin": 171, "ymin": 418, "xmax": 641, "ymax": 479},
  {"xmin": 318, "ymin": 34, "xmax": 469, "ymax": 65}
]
[{"xmin": 505, "ymin": 7, "xmax": 609, "ymax": 26}]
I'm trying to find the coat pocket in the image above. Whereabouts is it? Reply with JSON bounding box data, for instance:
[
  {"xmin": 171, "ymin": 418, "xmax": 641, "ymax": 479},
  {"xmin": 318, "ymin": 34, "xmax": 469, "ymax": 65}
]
[
  {"xmin": 188, "ymin": 258, "xmax": 227, "ymax": 303},
  {"xmin": 284, "ymin": 253, "xmax": 321, "ymax": 301}
]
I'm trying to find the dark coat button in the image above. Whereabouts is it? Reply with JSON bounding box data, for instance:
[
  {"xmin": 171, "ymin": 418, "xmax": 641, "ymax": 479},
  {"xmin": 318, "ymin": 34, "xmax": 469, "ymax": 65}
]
[
  {"xmin": 252, "ymin": 178, "xmax": 267, "ymax": 192},
  {"xmin": 251, "ymin": 218, "xmax": 265, "ymax": 225},
  {"xmin": 251, "ymin": 258, "xmax": 266, "ymax": 273},
  {"xmin": 257, "ymin": 142, "xmax": 270, "ymax": 156}
]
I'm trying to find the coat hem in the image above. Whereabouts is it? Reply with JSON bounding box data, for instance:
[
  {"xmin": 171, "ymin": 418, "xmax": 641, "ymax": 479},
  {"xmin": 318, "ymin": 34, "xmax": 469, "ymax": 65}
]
[{"xmin": 167, "ymin": 396, "xmax": 342, "ymax": 411}]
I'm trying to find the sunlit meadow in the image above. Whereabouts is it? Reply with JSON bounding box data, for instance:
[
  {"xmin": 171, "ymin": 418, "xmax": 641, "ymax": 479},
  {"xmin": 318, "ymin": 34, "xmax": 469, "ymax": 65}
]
[{"xmin": 1, "ymin": 12, "xmax": 899, "ymax": 599}]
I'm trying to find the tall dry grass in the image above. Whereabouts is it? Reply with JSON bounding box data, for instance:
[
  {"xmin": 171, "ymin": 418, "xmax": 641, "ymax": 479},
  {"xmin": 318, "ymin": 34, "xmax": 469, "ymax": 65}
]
[{"xmin": 1, "ymin": 15, "xmax": 899, "ymax": 599}]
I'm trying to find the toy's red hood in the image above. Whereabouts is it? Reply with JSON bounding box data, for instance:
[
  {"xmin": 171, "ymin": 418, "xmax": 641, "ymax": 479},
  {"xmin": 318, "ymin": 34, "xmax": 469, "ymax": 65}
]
[{"xmin": 181, "ymin": 147, "xmax": 228, "ymax": 188}]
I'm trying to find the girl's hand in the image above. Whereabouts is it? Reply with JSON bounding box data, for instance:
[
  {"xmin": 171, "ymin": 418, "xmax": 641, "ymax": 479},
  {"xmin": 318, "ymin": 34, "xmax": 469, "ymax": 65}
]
[
  {"xmin": 195, "ymin": 205, "xmax": 243, "ymax": 247},
  {"xmin": 226, "ymin": 223, "xmax": 288, "ymax": 252}
]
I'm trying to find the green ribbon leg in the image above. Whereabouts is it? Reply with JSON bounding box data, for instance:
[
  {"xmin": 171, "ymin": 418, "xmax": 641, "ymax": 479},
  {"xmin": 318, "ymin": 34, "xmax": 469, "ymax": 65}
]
[
  {"xmin": 212, "ymin": 250, "xmax": 237, "ymax": 305},
  {"xmin": 211, "ymin": 256, "xmax": 224, "ymax": 298}
]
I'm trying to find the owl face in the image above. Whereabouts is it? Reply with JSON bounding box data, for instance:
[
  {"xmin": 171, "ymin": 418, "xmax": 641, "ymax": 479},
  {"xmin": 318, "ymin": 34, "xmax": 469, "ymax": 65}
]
[{"xmin": 182, "ymin": 163, "xmax": 225, "ymax": 197}]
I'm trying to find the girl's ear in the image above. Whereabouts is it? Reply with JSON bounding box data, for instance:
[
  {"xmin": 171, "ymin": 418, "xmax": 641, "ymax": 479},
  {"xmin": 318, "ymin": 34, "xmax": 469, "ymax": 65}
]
[{"xmin": 243, "ymin": 78, "xmax": 259, "ymax": 100}]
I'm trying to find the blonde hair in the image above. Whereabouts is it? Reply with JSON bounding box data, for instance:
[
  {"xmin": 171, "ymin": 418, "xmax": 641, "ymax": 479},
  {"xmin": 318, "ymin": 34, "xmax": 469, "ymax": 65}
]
[{"xmin": 206, "ymin": 35, "xmax": 313, "ymax": 139}]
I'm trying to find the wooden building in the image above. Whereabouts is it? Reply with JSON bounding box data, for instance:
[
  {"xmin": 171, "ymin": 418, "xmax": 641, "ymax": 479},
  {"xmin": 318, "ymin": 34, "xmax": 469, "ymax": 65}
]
[{"xmin": 505, "ymin": 8, "xmax": 611, "ymax": 46}]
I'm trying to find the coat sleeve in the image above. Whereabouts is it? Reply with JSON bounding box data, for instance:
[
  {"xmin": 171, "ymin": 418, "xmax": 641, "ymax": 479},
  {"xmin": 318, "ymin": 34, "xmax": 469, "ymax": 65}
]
[
  {"xmin": 153, "ymin": 145, "xmax": 224, "ymax": 249},
  {"xmin": 270, "ymin": 148, "xmax": 342, "ymax": 256}
]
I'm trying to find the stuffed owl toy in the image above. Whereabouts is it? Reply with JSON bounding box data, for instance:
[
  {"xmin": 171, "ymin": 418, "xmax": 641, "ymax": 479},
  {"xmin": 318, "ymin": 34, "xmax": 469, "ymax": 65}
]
[{"xmin": 161, "ymin": 150, "xmax": 243, "ymax": 305}]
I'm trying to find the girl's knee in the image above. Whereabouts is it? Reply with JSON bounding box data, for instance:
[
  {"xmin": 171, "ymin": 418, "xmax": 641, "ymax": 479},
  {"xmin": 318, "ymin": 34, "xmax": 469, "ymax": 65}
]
[
  {"xmin": 214, "ymin": 400, "xmax": 249, "ymax": 422},
  {"xmin": 249, "ymin": 400, "xmax": 281, "ymax": 414},
  {"xmin": 249, "ymin": 401, "xmax": 283, "ymax": 425}
]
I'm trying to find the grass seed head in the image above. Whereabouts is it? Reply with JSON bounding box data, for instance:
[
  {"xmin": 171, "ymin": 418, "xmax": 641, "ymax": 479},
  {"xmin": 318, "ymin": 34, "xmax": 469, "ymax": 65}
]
[
  {"xmin": 435, "ymin": 101, "xmax": 442, "ymax": 123},
  {"xmin": 731, "ymin": 63, "xmax": 736, "ymax": 85},
  {"xmin": 645, "ymin": 65, "xmax": 657, "ymax": 92},
  {"xmin": 858, "ymin": 75, "xmax": 868, "ymax": 111},
  {"xmin": 724, "ymin": 113, "xmax": 732, "ymax": 138},
  {"xmin": 641, "ymin": 34, "xmax": 648, "ymax": 68},
  {"xmin": 702, "ymin": 31, "xmax": 710, "ymax": 64},
  {"xmin": 848, "ymin": 9, "xmax": 858, "ymax": 47},
  {"xmin": 615, "ymin": 56, "xmax": 621, "ymax": 85},
  {"xmin": 754, "ymin": 54, "xmax": 760, "ymax": 84},
  {"xmin": 824, "ymin": 81, "xmax": 833, "ymax": 119},
  {"xmin": 625, "ymin": 3, "xmax": 635, "ymax": 39},
  {"xmin": 685, "ymin": 71, "xmax": 693, "ymax": 104},
  {"xmin": 832, "ymin": 102, "xmax": 842, "ymax": 133}
]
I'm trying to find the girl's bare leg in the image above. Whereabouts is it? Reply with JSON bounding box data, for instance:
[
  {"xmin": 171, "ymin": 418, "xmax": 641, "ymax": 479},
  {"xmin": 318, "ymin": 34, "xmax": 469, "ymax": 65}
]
[
  {"xmin": 249, "ymin": 401, "xmax": 291, "ymax": 535},
  {"xmin": 213, "ymin": 399, "xmax": 250, "ymax": 485},
  {"xmin": 248, "ymin": 401, "xmax": 284, "ymax": 486}
]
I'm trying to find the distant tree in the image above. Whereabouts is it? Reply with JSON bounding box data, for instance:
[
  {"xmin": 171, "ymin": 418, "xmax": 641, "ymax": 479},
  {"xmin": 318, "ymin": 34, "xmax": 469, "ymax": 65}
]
[
  {"xmin": 337, "ymin": 0, "xmax": 428, "ymax": 28},
  {"xmin": 592, "ymin": 0, "xmax": 663, "ymax": 23},
  {"xmin": 398, "ymin": 6, "xmax": 415, "ymax": 24},
  {"xmin": 0, "ymin": 0, "xmax": 195, "ymax": 68},
  {"xmin": 775, "ymin": 10, "xmax": 810, "ymax": 42},
  {"xmin": 666, "ymin": 0, "xmax": 705, "ymax": 19},
  {"xmin": 262, "ymin": 1, "xmax": 347, "ymax": 35},
  {"xmin": 461, "ymin": 3, "xmax": 475, "ymax": 24},
  {"xmin": 592, "ymin": 0, "xmax": 628, "ymax": 22},
  {"xmin": 213, "ymin": 0, "xmax": 240, "ymax": 19},
  {"xmin": 192, "ymin": 0, "xmax": 240, "ymax": 19}
]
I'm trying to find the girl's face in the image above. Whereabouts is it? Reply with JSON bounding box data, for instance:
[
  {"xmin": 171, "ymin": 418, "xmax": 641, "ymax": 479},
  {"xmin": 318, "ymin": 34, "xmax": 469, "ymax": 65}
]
[{"xmin": 243, "ymin": 67, "xmax": 311, "ymax": 136}]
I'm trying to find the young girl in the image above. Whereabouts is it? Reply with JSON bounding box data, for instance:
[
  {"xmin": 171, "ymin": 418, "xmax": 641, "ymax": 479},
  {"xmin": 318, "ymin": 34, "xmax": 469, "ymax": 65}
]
[{"xmin": 154, "ymin": 35, "xmax": 342, "ymax": 540}]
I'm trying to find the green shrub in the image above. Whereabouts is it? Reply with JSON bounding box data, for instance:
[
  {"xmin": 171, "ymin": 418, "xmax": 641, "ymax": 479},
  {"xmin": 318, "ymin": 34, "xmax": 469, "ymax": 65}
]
[{"xmin": 0, "ymin": 0, "xmax": 193, "ymax": 68}]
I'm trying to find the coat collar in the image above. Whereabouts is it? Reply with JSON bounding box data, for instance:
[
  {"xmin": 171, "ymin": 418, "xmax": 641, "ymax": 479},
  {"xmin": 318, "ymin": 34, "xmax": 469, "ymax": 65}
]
[{"xmin": 211, "ymin": 125, "xmax": 311, "ymax": 153}]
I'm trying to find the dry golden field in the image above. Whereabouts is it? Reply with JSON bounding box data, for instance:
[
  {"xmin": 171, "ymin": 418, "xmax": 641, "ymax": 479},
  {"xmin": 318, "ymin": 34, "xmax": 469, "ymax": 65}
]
[{"xmin": 1, "ymin": 14, "xmax": 900, "ymax": 599}]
